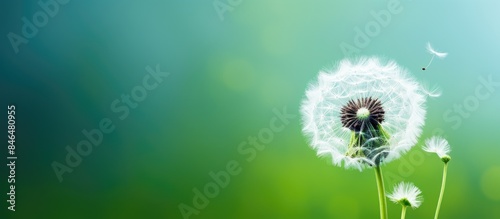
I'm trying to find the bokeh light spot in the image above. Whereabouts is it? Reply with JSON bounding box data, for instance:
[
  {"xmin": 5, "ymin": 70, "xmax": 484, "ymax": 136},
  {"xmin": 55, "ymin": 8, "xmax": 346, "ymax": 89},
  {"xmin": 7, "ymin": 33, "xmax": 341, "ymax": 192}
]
[
  {"xmin": 219, "ymin": 59, "xmax": 255, "ymax": 91},
  {"xmin": 481, "ymin": 166, "xmax": 500, "ymax": 201}
]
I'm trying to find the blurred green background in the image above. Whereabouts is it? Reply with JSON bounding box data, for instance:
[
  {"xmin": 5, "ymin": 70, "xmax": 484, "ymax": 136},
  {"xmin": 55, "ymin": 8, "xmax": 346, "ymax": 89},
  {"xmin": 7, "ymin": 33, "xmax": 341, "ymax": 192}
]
[{"xmin": 1, "ymin": 0, "xmax": 500, "ymax": 218}]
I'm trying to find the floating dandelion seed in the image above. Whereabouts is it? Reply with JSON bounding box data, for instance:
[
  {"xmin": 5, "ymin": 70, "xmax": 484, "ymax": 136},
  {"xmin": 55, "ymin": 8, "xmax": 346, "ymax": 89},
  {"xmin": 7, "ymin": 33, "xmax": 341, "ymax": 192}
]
[
  {"xmin": 300, "ymin": 57, "xmax": 429, "ymax": 170},
  {"xmin": 421, "ymin": 82, "xmax": 443, "ymax": 98},
  {"xmin": 422, "ymin": 42, "xmax": 448, "ymax": 70}
]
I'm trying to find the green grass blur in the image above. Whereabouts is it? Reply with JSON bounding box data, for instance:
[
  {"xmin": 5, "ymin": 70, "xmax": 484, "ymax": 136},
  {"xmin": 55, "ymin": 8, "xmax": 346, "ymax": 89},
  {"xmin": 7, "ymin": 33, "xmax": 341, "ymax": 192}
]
[{"xmin": 1, "ymin": 0, "xmax": 500, "ymax": 218}]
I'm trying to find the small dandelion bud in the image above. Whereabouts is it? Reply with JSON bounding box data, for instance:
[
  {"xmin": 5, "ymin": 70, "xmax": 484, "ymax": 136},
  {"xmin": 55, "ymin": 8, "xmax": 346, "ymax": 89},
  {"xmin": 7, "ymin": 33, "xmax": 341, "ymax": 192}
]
[{"xmin": 441, "ymin": 155, "xmax": 451, "ymax": 164}]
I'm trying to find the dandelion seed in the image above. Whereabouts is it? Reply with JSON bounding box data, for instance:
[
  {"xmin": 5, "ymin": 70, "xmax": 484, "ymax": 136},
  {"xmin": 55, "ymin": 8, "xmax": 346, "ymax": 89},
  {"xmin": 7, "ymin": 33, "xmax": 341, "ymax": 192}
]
[
  {"xmin": 421, "ymin": 82, "xmax": 443, "ymax": 98},
  {"xmin": 422, "ymin": 42, "xmax": 448, "ymax": 70},
  {"xmin": 300, "ymin": 57, "xmax": 429, "ymax": 170}
]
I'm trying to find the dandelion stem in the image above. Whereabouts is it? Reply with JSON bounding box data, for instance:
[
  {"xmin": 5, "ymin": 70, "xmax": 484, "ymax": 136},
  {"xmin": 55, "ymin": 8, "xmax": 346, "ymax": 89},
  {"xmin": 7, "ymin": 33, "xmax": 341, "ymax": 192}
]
[
  {"xmin": 375, "ymin": 166, "xmax": 388, "ymax": 219},
  {"xmin": 434, "ymin": 163, "xmax": 448, "ymax": 219},
  {"xmin": 401, "ymin": 205, "xmax": 407, "ymax": 219}
]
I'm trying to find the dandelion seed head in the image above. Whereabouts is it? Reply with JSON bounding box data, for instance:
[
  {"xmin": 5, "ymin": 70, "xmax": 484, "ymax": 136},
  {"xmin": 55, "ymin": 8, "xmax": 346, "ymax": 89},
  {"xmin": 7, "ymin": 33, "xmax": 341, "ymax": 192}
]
[
  {"xmin": 387, "ymin": 182, "xmax": 423, "ymax": 208},
  {"xmin": 301, "ymin": 57, "xmax": 429, "ymax": 170},
  {"xmin": 423, "ymin": 136, "xmax": 451, "ymax": 162}
]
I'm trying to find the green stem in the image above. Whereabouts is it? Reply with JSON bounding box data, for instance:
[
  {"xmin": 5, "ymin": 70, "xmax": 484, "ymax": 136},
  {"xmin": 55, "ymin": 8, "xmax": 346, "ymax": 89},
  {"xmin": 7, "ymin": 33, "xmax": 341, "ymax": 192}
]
[
  {"xmin": 374, "ymin": 166, "xmax": 388, "ymax": 219},
  {"xmin": 401, "ymin": 205, "xmax": 407, "ymax": 219},
  {"xmin": 434, "ymin": 163, "xmax": 448, "ymax": 219}
]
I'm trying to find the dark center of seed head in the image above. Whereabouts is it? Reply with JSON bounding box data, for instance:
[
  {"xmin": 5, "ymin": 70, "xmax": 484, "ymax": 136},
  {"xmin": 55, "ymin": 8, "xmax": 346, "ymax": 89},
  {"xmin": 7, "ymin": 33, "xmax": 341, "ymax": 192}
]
[{"xmin": 340, "ymin": 97, "xmax": 385, "ymax": 132}]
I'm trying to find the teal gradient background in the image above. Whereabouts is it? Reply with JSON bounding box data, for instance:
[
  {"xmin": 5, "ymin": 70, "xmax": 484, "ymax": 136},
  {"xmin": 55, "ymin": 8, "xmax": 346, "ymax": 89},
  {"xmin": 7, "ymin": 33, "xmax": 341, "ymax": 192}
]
[{"xmin": 1, "ymin": 0, "xmax": 500, "ymax": 218}]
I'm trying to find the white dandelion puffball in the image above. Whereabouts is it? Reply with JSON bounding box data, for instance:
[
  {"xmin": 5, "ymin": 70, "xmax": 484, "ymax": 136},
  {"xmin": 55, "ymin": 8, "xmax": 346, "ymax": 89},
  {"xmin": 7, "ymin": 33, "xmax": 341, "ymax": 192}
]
[
  {"xmin": 387, "ymin": 182, "xmax": 423, "ymax": 208},
  {"xmin": 301, "ymin": 57, "xmax": 428, "ymax": 170},
  {"xmin": 423, "ymin": 136, "xmax": 451, "ymax": 162}
]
